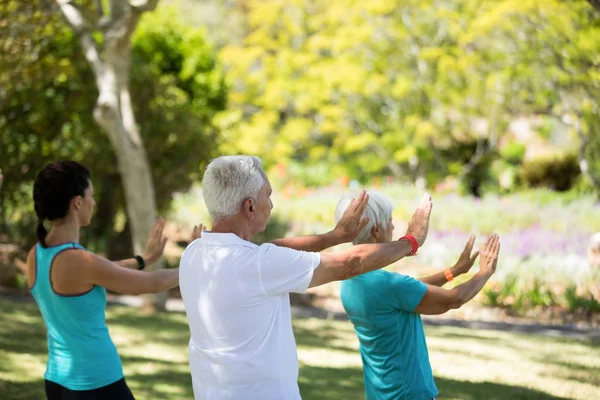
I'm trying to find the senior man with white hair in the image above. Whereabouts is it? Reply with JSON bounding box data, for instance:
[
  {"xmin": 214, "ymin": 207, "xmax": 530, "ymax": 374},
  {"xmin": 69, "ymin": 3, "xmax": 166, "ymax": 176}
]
[
  {"xmin": 179, "ymin": 156, "xmax": 433, "ymax": 400},
  {"xmin": 335, "ymin": 191, "xmax": 501, "ymax": 400}
]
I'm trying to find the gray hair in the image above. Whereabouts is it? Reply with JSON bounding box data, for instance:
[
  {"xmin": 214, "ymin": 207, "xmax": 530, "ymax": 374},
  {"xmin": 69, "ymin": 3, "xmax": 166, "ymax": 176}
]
[
  {"xmin": 334, "ymin": 190, "xmax": 394, "ymax": 245},
  {"xmin": 202, "ymin": 155, "xmax": 267, "ymax": 222}
]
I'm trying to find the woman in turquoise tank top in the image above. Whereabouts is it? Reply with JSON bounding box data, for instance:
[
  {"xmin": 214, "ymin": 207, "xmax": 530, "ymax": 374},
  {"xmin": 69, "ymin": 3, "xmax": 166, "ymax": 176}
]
[{"xmin": 26, "ymin": 161, "xmax": 184, "ymax": 400}]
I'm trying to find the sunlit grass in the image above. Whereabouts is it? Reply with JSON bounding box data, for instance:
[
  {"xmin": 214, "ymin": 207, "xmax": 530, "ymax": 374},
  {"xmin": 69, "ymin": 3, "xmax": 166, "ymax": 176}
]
[{"xmin": 1, "ymin": 299, "xmax": 598, "ymax": 399}]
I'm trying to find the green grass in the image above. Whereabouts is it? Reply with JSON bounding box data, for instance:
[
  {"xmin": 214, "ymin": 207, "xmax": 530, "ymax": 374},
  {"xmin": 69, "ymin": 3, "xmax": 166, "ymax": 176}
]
[{"xmin": 1, "ymin": 299, "xmax": 598, "ymax": 400}]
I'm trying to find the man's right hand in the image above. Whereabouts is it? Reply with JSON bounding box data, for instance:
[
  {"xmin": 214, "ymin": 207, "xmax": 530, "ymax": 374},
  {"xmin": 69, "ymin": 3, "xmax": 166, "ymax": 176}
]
[
  {"xmin": 479, "ymin": 234, "xmax": 500, "ymax": 276},
  {"xmin": 405, "ymin": 194, "xmax": 433, "ymax": 247}
]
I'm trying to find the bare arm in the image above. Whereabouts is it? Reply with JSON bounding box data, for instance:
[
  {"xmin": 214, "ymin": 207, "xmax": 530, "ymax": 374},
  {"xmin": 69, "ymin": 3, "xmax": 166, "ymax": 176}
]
[
  {"xmin": 77, "ymin": 250, "xmax": 178, "ymax": 295},
  {"xmin": 113, "ymin": 258, "xmax": 141, "ymax": 269},
  {"xmin": 113, "ymin": 217, "xmax": 169, "ymax": 269},
  {"xmin": 310, "ymin": 239, "xmax": 414, "ymax": 287},
  {"xmin": 270, "ymin": 191, "xmax": 370, "ymax": 252},
  {"xmin": 309, "ymin": 194, "xmax": 433, "ymax": 288},
  {"xmin": 419, "ymin": 234, "xmax": 479, "ymax": 287},
  {"xmin": 418, "ymin": 269, "xmax": 456, "ymax": 287},
  {"xmin": 414, "ymin": 234, "xmax": 500, "ymax": 315},
  {"xmin": 269, "ymin": 231, "xmax": 346, "ymax": 253},
  {"xmin": 414, "ymin": 272, "xmax": 492, "ymax": 315}
]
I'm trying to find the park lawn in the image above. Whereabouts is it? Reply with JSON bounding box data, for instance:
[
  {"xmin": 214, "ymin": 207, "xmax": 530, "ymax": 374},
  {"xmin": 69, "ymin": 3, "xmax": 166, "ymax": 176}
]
[{"xmin": 0, "ymin": 299, "xmax": 598, "ymax": 400}]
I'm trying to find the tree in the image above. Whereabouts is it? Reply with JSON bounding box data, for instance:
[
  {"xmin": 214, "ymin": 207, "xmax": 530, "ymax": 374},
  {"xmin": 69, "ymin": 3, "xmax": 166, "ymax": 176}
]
[
  {"xmin": 215, "ymin": 0, "xmax": 599, "ymax": 195},
  {"xmin": 216, "ymin": 0, "xmax": 517, "ymax": 188},
  {"xmin": 466, "ymin": 0, "xmax": 600, "ymax": 194},
  {"xmin": 51, "ymin": 0, "xmax": 172, "ymax": 310},
  {"xmin": 0, "ymin": 2, "xmax": 226, "ymax": 258}
]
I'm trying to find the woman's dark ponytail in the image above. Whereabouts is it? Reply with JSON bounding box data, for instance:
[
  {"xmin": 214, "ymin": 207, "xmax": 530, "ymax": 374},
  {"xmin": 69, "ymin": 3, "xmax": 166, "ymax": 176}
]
[{"xmin": 36, "ymin": 218, "xmax": 48, "ymax": 248}]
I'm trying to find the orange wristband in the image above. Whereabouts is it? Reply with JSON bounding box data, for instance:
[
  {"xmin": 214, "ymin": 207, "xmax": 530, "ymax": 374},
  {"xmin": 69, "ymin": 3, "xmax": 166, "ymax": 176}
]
[{"xmin": 443, "ymin": 268, "xmax": 454, "ymax": 282}]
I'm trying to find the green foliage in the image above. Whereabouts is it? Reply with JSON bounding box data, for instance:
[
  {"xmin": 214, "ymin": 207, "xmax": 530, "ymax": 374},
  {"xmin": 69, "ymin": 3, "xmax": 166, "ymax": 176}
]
[
  {"xmin": 500, "ymin": 143, "xmax": 527, "ymax": 166},
  {"xmin": 565, "ymin": 285, "xmax": 600, "ymax": 313},
  {"xmin": 210, "ymin": 0, "xmax": 600, "ymax": 192},
  {"xmin": 483, "ymin": 276, "xmax": 600, "ymax": 315},
  {"xmin": 0, "ymin": 5, "xmax": 227, "ymax": 255},
  {"xmin": 519, "ymin": 152, "xmax": 581, "ymax": 191},
  {"xmin": 251, "ymin": 215, "xmax": 291, "ymax": 245}
]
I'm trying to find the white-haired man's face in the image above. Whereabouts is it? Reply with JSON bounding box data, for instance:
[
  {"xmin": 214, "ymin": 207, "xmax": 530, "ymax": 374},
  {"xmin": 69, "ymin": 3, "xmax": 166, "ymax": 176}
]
[{"xmin": 250, "ymin": 178, "xmax": 273, "ymax": 235}]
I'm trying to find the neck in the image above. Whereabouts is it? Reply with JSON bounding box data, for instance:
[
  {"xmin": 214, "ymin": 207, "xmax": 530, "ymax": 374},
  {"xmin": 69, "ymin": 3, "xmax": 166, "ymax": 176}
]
[
  {"xmin": 45, "ymin": 216, "xmax": 80, "ymax": 246},
  {"xmin": 211, "ymin": 215, "xmax": 254, "ymax": 241}
]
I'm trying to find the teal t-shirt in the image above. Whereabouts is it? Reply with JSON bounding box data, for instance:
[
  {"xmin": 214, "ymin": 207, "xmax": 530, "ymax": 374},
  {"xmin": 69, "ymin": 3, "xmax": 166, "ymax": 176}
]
[{"xmin": 340, "ymin": 270, "xmax": 438, "ymax": 400}]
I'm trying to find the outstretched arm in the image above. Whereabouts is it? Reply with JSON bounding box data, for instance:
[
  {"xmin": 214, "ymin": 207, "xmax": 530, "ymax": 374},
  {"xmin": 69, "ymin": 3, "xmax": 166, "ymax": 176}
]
[
  {"xmin": 418, "ymin": 234, "xmax": 479, "ymax": 287},
  {"xmin": 113, "ymin": 218, "xmax": 168, "ymax": 269},
  {"xmin": 310, "ymin": 194, "xmax": 433, "ymax": 287},
  {"xmin": 414, "ymin": 234, "xmax": 500, "ymax": 315},
  {"xmin": 269, "ymin": 191, "xmax": 370, "ymax": 252}
]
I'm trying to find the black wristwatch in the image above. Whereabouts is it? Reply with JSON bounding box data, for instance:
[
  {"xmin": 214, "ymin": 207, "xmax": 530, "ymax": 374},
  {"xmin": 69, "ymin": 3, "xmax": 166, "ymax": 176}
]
[{"xmin": 134, "ymin": 255, "xmax": 146, "ymax": 270}]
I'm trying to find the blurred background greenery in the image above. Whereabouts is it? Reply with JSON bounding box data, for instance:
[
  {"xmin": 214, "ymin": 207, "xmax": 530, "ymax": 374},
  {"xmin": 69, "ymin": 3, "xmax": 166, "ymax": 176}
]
[
  {"xmin": 1, "ymin": 1, "xmax": 600, "ymax": 399},
  {"xmin": 2, "ymin": 0, "xmax": 599, "ymax": 317}
]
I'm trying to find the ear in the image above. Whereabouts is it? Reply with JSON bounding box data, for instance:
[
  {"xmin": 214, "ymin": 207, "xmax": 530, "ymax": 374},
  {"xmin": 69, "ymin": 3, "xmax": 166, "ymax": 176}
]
[
  {"xmin": 242, "ymin": 198, "xmax": 255, "ymax": 220},
  {"xmin": 370, "ymin": 224, "xmax": 379, "ymax": 239},
  {"xmin": 71, "ymin": 195, "xmax": 83, "ymax": 211}
]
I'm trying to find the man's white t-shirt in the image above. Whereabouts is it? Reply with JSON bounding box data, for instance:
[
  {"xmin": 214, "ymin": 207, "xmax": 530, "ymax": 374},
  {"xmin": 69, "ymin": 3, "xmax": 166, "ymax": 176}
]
[{"xmin": 179, "ymin": 232, "xmax": 321, "ymax": 400}]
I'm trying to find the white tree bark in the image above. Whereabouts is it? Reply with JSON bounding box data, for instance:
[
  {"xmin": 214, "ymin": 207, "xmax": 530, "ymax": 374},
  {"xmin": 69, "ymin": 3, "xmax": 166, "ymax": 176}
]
[{"xmin": 56, "ymin": 0, "xmax": 167, "ymax": 311}]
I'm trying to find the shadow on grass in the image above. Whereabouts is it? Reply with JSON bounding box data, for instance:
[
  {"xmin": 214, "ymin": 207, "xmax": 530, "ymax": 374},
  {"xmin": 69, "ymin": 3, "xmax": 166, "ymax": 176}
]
[
  {"xmin": 435, "ymin": 376, "xmax": 571, "ymax": 400},
  {"xmin": 126, "ymin": 368, "xmax": 194, "ymax": 400},
  {"xmin": 106, "ymin": 305, "xmax": 190, "ymax": 333},
  {"xmin": 293, "ymin": 323, "xmax": 357, "ymax": 354},
  {"xmin": 0, "ymin": 300, "xmax": 47, "ymax": 356},
  {"xmin": 297, "ymin": 365, "xmax": 571, "ymax": 400},
  {"xmin": 0, "ymin": 379, "xmax": 45, "ymax": 400},
  {"xmin": 298, "ymin": 364, "xmax": 364, "ymax": 400}
]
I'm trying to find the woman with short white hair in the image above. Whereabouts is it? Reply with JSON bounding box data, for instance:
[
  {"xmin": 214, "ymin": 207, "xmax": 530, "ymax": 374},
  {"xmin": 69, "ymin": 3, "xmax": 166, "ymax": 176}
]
[{"xmin": 336, "ymin": 191, "xmax": 501, "ymax": 400}]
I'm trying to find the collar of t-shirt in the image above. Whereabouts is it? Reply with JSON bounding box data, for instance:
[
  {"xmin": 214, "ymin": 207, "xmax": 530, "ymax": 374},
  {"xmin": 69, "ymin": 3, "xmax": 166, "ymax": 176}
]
[{"xmin": 199, "ymin": 231, "xmax": 258, "ymax": 248}]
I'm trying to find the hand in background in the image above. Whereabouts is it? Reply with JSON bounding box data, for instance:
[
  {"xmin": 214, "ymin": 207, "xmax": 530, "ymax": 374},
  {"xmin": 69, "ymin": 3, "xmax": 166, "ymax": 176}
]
[
  {"xmin": 405, "ymin": 194, "xmax": 433, "ymax": 247},
  {"xmin": 191, "ymin": 223, "xmax": 206, "ymax": 242},
  {"xmin": 333, "ymin": 190, "xmax": 370, "ymax": 242},
  {"xmin": 479, "ymin": 234, "xmax": 500, "ymax": 276},
  {"xmin": 143, "ymin": 217, "xmax": 168, "ymax": 265},
  {"xmin": 452, "ymin": 234, "xmax": 480, "ymax": 276}
]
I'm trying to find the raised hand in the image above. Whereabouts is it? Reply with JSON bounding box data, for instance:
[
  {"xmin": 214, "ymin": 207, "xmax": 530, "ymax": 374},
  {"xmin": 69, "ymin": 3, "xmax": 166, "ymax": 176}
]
[
  {"xmin": 143, "ymin": 217, "xmax": 168, "ymax": 265},
  {"xmin": 405, "ymin": 193, "xmax": 433, "ymax": 246},
  {"xmin": 191, "ymin": 223, "xmax": 206, "ymax": 242},
  {"xmin": 333, "ymin": 190, "xmax": 370, "ymax": 242},
  {"xmin": 479, "ymin": 234, "xmax": 500, "ymax": 276},
  {"xmin": 453, "ymin": 234, "xmax": 480, "ymax": 276}
]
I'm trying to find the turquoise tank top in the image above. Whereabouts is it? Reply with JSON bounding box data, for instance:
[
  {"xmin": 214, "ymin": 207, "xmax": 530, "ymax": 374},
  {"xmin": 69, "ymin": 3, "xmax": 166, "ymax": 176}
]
[{"xmin": 30, "ymin": 242, "xmax": 123, "ymax": 390}]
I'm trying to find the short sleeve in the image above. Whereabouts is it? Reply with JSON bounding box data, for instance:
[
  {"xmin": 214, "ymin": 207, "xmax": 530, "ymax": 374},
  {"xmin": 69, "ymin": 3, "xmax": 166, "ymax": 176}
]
[
  {"xmin": 257, "ymin": 243, "xmax": 321, "ymax": 297},
  {"xmin": 386, "ymin": 273, "xmax": 428, "ymax": 312}
]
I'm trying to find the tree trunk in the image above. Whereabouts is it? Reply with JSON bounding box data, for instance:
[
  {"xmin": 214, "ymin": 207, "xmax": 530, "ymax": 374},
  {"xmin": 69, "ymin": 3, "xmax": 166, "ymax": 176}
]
[
  {"xmin": 56, "ymin": 0, "xmax": 166, "ymax": 311},
  {"xmin": 574, "ymin": 117, "xmax": 600, "ymax": 198}
]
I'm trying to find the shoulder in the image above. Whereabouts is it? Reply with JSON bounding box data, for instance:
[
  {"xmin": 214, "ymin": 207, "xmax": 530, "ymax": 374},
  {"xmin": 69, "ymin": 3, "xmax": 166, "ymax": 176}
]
[
  {"xmin": 258, "ymin": 242, "xmax": 319, "ymax": 263},
  {"xmin": 389, "ymin": 272, "xmax": 418, "ymax": 283},
  {"xmin": 53, "ymin": 247, "xmax": 97, "ymax": 269},
  {"xmin": 388, "ymin": 273, "xmax": 427, "ymax": 294},
  {"xmin": 27, "ymin": 245, "xmax": 37, "ymax": 264}
]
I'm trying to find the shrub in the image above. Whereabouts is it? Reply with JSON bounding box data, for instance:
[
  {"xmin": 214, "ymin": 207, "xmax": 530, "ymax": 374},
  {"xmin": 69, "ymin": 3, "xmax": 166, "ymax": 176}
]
[{"xmin": 519, "ymin": 152, "xmax": 580, "ymax": 191}]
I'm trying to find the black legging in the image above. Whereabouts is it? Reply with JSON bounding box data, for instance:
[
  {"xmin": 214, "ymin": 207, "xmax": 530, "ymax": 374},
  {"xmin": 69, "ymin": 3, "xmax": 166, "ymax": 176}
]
[{"xmin": 45, "ymin": 378, "xmax": 135, "ymax": 400}]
